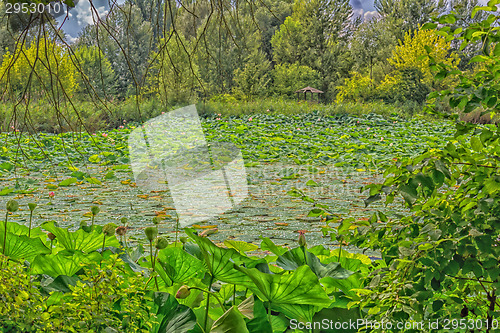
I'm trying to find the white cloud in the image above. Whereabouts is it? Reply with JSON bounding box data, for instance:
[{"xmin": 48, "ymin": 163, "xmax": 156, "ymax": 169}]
[
  {"xmin": 364, "ymin": 11, "xmax": 379, "ymax": 22},
  {"xmin": 75, "ymin": 0, "xmax": 108, "ymax": 26}
]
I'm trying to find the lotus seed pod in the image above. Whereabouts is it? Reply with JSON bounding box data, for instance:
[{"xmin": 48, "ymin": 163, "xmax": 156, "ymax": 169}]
[
  {"xmin": 145, "ymin": 227, "xmax": 158, "ymax": 242},
  {"xmin": 80, "ymin": 221, "xmax": 88, "ymax": 228},
  {"xmin": 103, "ymin": 223, "xmax": 117, "ymax": 236},
  {"xmin": 116, "ymin": 226, "xmax": 127, "ymax": 236},
  {"xmin": 120, "ymin": 217, "xmax": 128, "ymax": 225},
  {"xmin": 155, "ymin": 237, "xmax": 169, "ymax": 250},
  {"xmin": 91, "ymin": 206, "xmax": 100, "ymax": 215},
  {"xmin": 6, "ymin": 200, "xmax": 19, "ymax": 212},
  {"xmin": 28, "ymin": 203, "xmax": 37, "ymax": 211},
  {"xmin": 47, "ymin": 233, "xmax": 56, "ymax": 241},
  {"xmin": 176, "ymin": 285, "xmax": 191, "ymax": 299},
  {"xmin": 180, "ymin": 237, "xmax": 188, "ymax": 244},
  {"xmin": 211, "ymin": 282, "xmax": 222, "ymax": 292},
  {"xmin": 153, "ymin": 216, "xmax": 162, "ymax": 225}
]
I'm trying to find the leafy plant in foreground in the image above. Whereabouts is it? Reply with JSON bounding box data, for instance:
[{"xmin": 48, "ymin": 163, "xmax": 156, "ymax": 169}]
[{"xmin": 341, "ymin": 3, "xmax": 500, "ymax": 331}]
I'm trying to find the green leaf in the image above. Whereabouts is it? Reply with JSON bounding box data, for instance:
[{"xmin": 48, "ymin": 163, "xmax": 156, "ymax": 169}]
[
  {"xmin": 306, "ymin": 180, "xmax": 318, "ymax": 186},
  {"xmin": 0, "ymin": 231, "xmax": 51, "ymax": 261},
  {"xmin": 0, "ymin": 162, "xmax": 13, "ymax": 171},
  {"xmin": 272, "ymin": 303, "xmax": 320, "ymax": 323},
  {"xmin": 277, "ymin": 247, "xmax": 354, "ymax": 281},
  {"xmin": 210, "ymin": 306, "xmax": 249, "ymax": 333},
  {"xmin": 42, "ymin": 221, "xmax": 119, "ymax": 253},
  {"xmin": 364, "ymin": 194, "xmax": 381, "ymax": 207},
  {"xmin": 234, "ymin": 265, "xmax": 332, "ymax": 307},
  {"xmin": 156, "ymin": 247, "xmax": 205, "ymax": 283},
  {"xmin": 259, "ymin": 237, "xmax": 287, "ymax": 256},
  {"xmin": 321, "ymin": 272, "xmax": 363, "ymax": 298},
  {"xmin": 85, "ymin": 177, "xmax": 102, "ymax": 185},
  {"xmin": 151, "ymin": 292, "xmax": 197, "ymax": 333},
  {"xmin": 471, "ymin": 137, "xmax": 483, "ymax": 151},
  {"xmin": 186, "ymin": 229, "xmax": 261, "ymax": 286},
  {"xmin": 398, "ymin": 184, "xmax": 418, "ymax": 205},
  {"xmin": 31, "ymin": 251, "xmax": 100, "ymax": 277},
  {"xmin": 224, "ymin": 240, "xmax": 259, "ymax": 253},
  {"xmin": 58, "ymin": 177, "xmax": 78, "ymax": 186}
]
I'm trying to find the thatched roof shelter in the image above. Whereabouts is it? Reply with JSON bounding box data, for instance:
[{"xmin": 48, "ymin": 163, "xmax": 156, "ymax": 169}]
[{"xmin": 295, "ymin": 86, "xmax": 324, "ymax": 102}]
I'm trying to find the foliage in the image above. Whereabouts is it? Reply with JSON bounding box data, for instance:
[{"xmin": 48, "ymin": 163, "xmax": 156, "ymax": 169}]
[
  {"xmin": 377, "ymin": 67, "xmax": 431, "ymax": 105},
  {"xmin": 233, "ymin": 50, "xmax": 271, "ymax": 100},
  {"xmin": 74, "ymin": 45, "xmax": 116, "ymax": 99},
  {"xmin": 0, "ymin": 37, "xmax": 78, "ymax": 100},
  {"xmin": 77, "ymin": 2, "xmax": 153, "ymax": 99},
  {"xmin": 0, "ymin": 200, "xmax": 376, "ymax": 333},
  {"xmin": 148, "ymin": 32, "xmax": 200, "ymax": 105},
  {"xmin": 374, "ymin": 0, "xmax": 447, "ymax": 41},
  {"xmin": 272, "ymin": 63, "xmax": 321, "ymax": 97},
  {"xmin": 335, "ymin": 72, "xmax": 374, "ymax": 103},
  {"xmin": 337, "ymin": 3, "xmax": 500, "ymax": 331},
  {"xmin": 387, "ymin": 26, "xmax": 460, "ymax": 87},
  {"xmin": 350, "ymin": 17, "xmax": 395, "ymax": 82}
]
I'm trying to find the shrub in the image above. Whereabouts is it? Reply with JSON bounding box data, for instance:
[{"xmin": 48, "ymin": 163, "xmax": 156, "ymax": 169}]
[{"xmin": 335, "ymin": 72, "xmax": 374, "ymax": 103}]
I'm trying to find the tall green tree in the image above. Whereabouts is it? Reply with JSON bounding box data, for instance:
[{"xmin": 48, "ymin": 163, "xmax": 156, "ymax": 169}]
[
  {"xmin": 77, "ymin": 2, "xmax": 154, "ymax": 98},
  {"xmin": 74, "ymin": 45, "xmax": 116, "ymax": 99},
  {"xmin": 350, "ymin": 17, "xmax": 395, "ymax": 82},
  {"xmin": 374, "ymin": 0, "xmax": 447, "ymax": 40}
]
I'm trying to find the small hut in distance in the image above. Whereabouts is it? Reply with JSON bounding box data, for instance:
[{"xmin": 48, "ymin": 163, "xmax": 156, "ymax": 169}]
[{"xmin": 295, "ymin": 86, "xmax": 324, "ymax": 103}]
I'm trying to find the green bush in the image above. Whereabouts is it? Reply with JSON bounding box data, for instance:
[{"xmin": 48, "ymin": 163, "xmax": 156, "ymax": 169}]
[
  {"xmin": 377, "ymin": 67, "xmax": 431, "ymax": 105},
  {"xmin": 0, "ymin": 254, "xmax": 156, "ymax": 332}
]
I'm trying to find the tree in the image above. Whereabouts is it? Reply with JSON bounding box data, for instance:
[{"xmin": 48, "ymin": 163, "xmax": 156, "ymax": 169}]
[
  {"xmin": 271, "ymin": 63, "xmax": 320, "ymax": 97},
  {"xmin": 74, "ymin": 45, "xmax": 116, "ymax": 99},
  {"xmin": 0, "ymin": 37, "xmax": 77, "ymax": 100},
  {"xmin": 374, "ymin": 0, "xmax": 447, "ymax": 40},
  {"xmin": 254, "ymin": 0, "xmax": 294, "ymax": 61},
  {"xmin": 350, "ymin": 17, "xmax": 395, "ymax": 82},
  {"xmin": 148, "ymin": 32, "xmax": 200, "ymax": 105},
  {"xmin": 77, "ymin": 2, "xmax": 154, "ymax": 98},
  {"xmin": 271, "ymin": 0, "xmax": 352, "ymax": 70},
  {"xmin": 233, "ymin": 50, "xmax": 271, "ymax": 100},
  {"xmin": 335, "ymin": 71, "xmax": 373, "ymax": 103},
  {"xmin": 387, "ymin": 25, "xmax": 460, "ymax": 87}
]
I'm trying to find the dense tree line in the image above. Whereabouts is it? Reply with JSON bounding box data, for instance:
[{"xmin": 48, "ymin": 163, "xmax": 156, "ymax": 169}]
[{"xmin": 0, "ymin": 0, "xmax": 487, "ymax": 106}]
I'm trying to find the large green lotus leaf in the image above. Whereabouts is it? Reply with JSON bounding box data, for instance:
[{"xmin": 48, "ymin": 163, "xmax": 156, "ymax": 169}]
[
  {"xmin": 210, "ymin": 306, "xmax": 249, "ymax": 333},
  {"xmin": 245, "ymin": 297, "xmax": 273, "ymax": 333},
  {"xmin": 0, "ymin": 231, "xmax": 50, "ymax": 261},
  {"xmin": 320, "ymin": 273, "xmax": 363, "ymax": 298},
  {"xmin": 150, "ymin": 292, "xmax": 197, "ymax": 333},
  {"xmin": 186, "ymin": 229, "xmax": 262, "ymax": 286},
  {"xmin": 42, "ymin": 221, "xmax": 119, "ymax": 253},
  {"xmin": 312, "ymin": 306, "xmax": 361, "ymax": 332},
  {"xmin": 277, "ymin": 247, "xmax": 354, "ymax": 280},
  {"xmin": 3, "ymin": 221, "xmax": 47, "ymax": 240},
  {"xmin": 223, "ymin": 240, "xmax": 258, "ymax": 253},
  {"xmin": 157, "ymin": 247, "xmax": 206, "ymax": 283},
  {"xmin": 272, "ymin": 303, "xmax": 320, "ymax": 323},
  {"xmin": 259, "ymin": 237, "xmax": 288, "ymax": 256},
  {"xmin": 234, "ymin": 265, "xmax": 332, "ymax": 308},
  {"xmin": 31, "ymin": 251, "xmax": 101, "ymax": 277}
]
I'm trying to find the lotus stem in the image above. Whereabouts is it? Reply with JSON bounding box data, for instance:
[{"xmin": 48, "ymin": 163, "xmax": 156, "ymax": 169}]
[
  {"xmin": 175, "ymin": 214, "xmax": 179, "ymax": 247},
  {"xmin": 188, "ymin": 286, "xmax": 226, "ymax": 311},
  {"xmin": 204, "ymin": 275, "xmax": 214, "ymax": 332},
  {"xmin": 233, "ymin": 284, "xmax": 236, "ymax": 307},
  {"xmin": 28, "ymin": 210, "xmax": 33, "ymax": 238},
  {"xmin": 2, "ymin": 211, "xmax": 8, "ymax": 255},
  {"xmin": 268, "ymin": 301, "xmax": 272, "ymax": 331}
]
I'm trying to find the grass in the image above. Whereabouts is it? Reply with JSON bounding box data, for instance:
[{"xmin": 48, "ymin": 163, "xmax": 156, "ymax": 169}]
[{"xmin": 0, "ymin": 97, "xmax": 430, "ymax": 134}]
